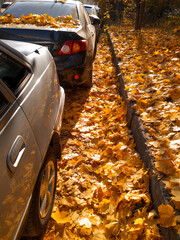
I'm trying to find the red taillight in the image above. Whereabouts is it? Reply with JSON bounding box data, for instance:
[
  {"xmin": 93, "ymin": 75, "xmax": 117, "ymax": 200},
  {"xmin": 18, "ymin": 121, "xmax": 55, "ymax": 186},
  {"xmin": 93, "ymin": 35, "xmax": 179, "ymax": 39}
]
[
  {"xmin": 74, "ymin": 74, "xmax": 80, "ymax": 80},
  {"xmin": 58, "ymin": 40, "xmax": 87, "ymax": 55}
]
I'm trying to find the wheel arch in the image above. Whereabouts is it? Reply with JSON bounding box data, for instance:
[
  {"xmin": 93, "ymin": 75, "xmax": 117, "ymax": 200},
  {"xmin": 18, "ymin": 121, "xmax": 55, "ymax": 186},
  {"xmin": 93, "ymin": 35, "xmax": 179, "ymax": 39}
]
[{"xmin": 49, "ymin": 131, "xmax": 61, "ymax": 159}]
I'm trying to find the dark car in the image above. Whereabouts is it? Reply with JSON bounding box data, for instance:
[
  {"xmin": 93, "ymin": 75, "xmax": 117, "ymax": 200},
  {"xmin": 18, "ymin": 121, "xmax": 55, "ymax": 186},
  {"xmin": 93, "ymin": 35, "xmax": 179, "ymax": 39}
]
[
  {"xmin": 1, "ymin": 0, "xmax": 97, "ymax": 87},
  {"xmin": 0, "ymin": 39, "xmax": 65, "ymax": 240}
]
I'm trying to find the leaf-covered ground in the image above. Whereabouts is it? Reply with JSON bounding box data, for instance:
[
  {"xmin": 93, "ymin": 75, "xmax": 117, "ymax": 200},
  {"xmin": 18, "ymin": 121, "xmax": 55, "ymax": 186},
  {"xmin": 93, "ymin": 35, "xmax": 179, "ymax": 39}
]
[
  {"xmin": 43, "ymin": 34, "xmax": 164, "ymax": 240},
  {"xmin": 108, "ymin": 26, "xmax": 180, "ymax": 214}
]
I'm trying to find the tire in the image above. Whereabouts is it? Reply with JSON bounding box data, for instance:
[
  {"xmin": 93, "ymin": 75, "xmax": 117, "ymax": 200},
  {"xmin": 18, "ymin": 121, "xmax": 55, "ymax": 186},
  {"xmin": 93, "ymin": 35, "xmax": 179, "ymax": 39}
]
[{"xmin": 23, "ymin": 148, "xmax": 57, "ymax": 237}]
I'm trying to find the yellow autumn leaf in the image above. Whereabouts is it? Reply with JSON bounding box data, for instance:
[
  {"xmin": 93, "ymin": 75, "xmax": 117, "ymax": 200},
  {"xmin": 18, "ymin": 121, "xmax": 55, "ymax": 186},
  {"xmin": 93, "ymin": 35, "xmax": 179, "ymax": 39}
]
[
  {"xmin": 154, "ymin": 50, "xmax": 160, "ymax": 55},
  {"xmin": 107, "ymin": 67, "xmax": 112, "ymax": 71},
  {"xmin": 131, "ymin": 89, "xmax": 138, "ymax": 95},
  {"xmin": 134, "ymin": 217, "xmax": 145, "ymax": 225},
  {"xmin": 135, "ymin": 56, "xmax": 142, "ymax": 60},
  {"xmin": 92, "ymin": 228, "xmax": 106, "ymax": 240},
  {"xmin": 171, "ymin": 187, "xmax": 180, "ymax": 209},
  {"xmin": 127, "ymin": 226, "xmax": 144, "ymax": 238},
  {"xmin": 157, "ymin": 204, "xmax": 176, "ymax": 227},
  {"xmin": 98, "ymin": 199, "xmax": 111, "ymax": 214},
  {"xmin": 100, "ymin": 147, "xmax": 114, "ymax": 159},
  {"xmin": 79, "ymin": 225, "xmax": 92, "ymax": 236},
  {"xmin": 51, "ymin": 209, "xmax": 71, "ymax": 224}
]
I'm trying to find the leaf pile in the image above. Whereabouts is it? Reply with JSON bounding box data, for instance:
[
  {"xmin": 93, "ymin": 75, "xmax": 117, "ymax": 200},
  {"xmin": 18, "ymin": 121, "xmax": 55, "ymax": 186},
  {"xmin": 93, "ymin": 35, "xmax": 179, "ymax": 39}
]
[
  {"xmin": 0, "ymin": 14, "xmax": 80, "ymax": 29},
  {"xmin": 109, "ymin": 26, "xmax": 180, "ymax": 210},
  {"xmin": 43, "ymin": 34, "xmax": 163, "ymax": 240}
]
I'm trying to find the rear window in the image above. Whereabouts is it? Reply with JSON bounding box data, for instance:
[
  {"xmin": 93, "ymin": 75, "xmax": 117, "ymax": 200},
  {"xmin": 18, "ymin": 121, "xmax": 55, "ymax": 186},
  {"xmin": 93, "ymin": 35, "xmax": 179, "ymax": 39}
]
[
  {"xmin": 3, "ymin": 2, "xmax": 79, "ymax": 20},
  {"xmin": 0, "ymin": 51, "xmax": 29, "ymax": 94}
]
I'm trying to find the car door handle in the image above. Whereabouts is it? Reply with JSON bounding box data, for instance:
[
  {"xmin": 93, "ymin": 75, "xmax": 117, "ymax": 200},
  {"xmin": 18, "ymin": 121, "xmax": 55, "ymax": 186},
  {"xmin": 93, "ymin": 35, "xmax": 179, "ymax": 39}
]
[{"xmin": 7, "ymin": 135, "xmax": 26, "ymax": 173}]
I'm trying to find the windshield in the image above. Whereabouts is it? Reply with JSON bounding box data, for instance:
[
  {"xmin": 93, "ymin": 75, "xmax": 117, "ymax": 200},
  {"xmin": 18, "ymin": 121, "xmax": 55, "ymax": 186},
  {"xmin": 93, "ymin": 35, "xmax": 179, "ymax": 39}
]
[{"xmin": 3, "ymin": 2, "xmax": 79, "ymax": 20}]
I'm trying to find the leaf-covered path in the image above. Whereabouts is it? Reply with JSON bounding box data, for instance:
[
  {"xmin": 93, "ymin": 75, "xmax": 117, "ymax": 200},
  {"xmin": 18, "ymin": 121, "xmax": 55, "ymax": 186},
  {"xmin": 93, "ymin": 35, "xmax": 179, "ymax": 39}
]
[{"xmin": 44, "ymin": 34, "xmax": 163, "ymax": 240}]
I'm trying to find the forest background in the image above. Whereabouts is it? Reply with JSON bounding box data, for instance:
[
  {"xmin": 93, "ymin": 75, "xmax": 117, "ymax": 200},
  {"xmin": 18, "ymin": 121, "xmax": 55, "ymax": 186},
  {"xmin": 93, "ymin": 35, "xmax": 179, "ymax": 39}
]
[{"xmin": 95, "ymin": 0, "xmax": 180, "ymax": 30}]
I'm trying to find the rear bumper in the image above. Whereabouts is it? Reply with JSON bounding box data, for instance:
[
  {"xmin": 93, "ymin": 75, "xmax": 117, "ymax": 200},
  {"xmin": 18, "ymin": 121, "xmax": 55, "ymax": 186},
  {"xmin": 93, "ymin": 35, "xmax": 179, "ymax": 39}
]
[
  {"xmin": 53, "ymin": 51, "xmax": 92, "ymax": 86},
  {"xmin": 57, "ymin": 66, "xmax": 89, "ymax": 86}
]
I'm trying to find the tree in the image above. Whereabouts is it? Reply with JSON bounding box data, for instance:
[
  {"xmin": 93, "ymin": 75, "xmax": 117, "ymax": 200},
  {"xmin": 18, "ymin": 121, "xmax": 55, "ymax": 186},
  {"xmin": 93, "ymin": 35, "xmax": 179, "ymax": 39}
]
[
  {"xmin": 134, "ymin": 0, "xmax": 145, "ymax": 30},
  {"xmin": 96, "ymin": 0, "xmax": 145, "ymax": 30}
]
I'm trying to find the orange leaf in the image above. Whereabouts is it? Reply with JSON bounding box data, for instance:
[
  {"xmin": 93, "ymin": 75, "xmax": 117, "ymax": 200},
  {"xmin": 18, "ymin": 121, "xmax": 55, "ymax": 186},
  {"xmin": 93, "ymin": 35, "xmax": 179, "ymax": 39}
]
[{"xmin": 157, "ymin": 204, "xmax": 176, "ymax": 228}]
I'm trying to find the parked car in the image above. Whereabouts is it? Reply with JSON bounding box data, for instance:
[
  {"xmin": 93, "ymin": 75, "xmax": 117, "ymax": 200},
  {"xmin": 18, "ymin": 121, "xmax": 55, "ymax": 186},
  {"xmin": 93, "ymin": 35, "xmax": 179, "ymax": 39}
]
[
  {"xmin": 84, "ymin": 4, "xmax": 99, "ymax": 16},
  {"xmin": 0, "ymin": 1, "xmax": 12, "ymax": 14},
  {"xmin": 0, "ymin": 0, "xmax": 97, "ymax": 87},
  {"xmin": 0, "ymin": 39, "xmax": 65, "ymax": 240},
  {"xmin": 84, "ymin": 4, "xmax": 101, "ymax": 41}
]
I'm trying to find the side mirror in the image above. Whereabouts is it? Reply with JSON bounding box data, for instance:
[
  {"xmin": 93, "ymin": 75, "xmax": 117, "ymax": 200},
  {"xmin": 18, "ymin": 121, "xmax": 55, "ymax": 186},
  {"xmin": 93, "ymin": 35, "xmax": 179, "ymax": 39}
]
[{"xmin": 89, "ymin": 15, "xmax": 100, "ymax": 25}]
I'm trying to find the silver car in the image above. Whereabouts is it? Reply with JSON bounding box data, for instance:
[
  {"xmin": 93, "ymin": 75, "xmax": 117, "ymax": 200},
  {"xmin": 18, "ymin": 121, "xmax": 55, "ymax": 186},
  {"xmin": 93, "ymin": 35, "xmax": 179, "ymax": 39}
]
[
  {"xmin": 0, "ymin": 39, "xmax": 65, "ymax": 240},
  {"xmin": 84, "ymin": 4, "xmax": 101, "ymax": 41},
  {"xmin": 0, "ymin": 2, "xmax": 12, "ymax": 14}
]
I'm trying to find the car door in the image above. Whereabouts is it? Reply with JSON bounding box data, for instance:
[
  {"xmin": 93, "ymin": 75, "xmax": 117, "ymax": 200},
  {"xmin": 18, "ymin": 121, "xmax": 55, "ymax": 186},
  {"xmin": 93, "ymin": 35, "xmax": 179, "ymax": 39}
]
[{"xmin": 0, "ymin": 51, "xmax": 41, "ymax": 240}]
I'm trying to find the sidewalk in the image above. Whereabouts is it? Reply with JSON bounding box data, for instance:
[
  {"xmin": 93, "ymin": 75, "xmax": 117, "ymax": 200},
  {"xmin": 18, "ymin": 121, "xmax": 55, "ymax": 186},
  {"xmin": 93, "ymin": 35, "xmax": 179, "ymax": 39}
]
[{"xmin": 106, "ymin": 29, "xmax": 180, "ymax": 240}]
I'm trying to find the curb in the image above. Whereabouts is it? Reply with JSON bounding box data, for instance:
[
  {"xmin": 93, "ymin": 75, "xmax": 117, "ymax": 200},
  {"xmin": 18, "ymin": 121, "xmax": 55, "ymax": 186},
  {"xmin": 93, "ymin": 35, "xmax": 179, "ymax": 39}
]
[{"xmin": 106, "ymin": 30, "xmax": 180, "ymax": 240}]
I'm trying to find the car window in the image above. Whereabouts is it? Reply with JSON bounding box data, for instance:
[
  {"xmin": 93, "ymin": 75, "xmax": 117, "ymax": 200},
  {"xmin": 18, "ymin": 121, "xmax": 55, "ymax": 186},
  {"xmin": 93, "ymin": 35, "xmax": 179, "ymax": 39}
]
[
  {"xmin": 85, "ymin": 6, "xmax": 96, "ymax": 15},
  {"xmin": 0, "ymin": 91, "xmax": 9, "ymax": 116},
  {"xmin": 0, "ymin": 51, "xmax": 29, "ymax": 94},
  {"xmin": 1, "ymin": 2, "xmax": 11, "ymax": 8},
  {"xmin": 83, "ymin": 7, "xmax": 91, "ymax": 25},
  {"xmin": 3, "ymin": 2, "xmax": 79, "ymax": 20}
]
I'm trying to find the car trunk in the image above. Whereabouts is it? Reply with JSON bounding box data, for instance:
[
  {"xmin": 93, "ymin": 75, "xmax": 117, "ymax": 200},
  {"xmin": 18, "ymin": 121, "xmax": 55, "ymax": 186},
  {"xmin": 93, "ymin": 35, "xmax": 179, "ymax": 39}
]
[{"xmin": 0, "ymin": 25, "xmax": 84, "ymax": 54}]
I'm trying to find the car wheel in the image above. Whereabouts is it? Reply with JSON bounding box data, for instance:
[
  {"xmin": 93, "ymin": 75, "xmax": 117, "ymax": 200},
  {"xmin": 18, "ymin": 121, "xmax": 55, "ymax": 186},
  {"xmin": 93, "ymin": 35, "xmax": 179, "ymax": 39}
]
[{"xmin": 23, "ymin": 147, "xmax": 57, "ymax": 236}]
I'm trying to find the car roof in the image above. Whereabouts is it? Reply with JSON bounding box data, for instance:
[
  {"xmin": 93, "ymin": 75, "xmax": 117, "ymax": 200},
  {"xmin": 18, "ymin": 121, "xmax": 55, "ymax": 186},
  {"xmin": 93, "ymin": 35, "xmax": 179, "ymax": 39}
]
[
  {"xmin": 84, "ymin": 4, "xmax": 96, "ymax": 8},
  {"xmin": 1, "ymin": 2, "xmax": 12, "ymax": 5},
  {"xmin": 14, "ymin": 0, "xmax": 81, "ymax": 5},
  {"xmin": 0, "ymin": 39, "xmax": 43, "ymax": 66},
  {"xmin": 1, "ymin": 39, "xmax": 42, "ymax": 56},
  {"xmin": 11, "ymin": 0, "xmax": 83, "ymax": 10}
]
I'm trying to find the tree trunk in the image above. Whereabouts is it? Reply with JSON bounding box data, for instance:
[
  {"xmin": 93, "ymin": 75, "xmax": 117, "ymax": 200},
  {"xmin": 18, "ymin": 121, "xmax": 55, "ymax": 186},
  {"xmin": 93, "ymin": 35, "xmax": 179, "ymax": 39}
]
[{"xmin": 135, "ymin": 0, "xmax": 145, "ymax": 30}]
